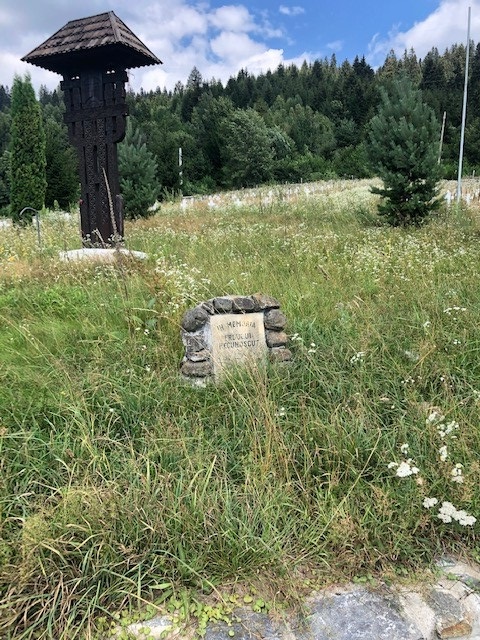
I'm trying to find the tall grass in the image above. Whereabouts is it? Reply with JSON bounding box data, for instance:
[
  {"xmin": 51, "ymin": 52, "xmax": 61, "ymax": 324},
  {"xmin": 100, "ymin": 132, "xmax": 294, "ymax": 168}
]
[{"xmin": 0, "ymin": 180, "xmax": 479, "ymax": 638}]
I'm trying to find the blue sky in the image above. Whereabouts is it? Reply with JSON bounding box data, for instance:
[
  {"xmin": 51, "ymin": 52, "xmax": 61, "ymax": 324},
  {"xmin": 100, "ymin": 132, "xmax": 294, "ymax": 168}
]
[{"xmin": 0, "ymin": 0, "xmax": 477, "ymax": 93}]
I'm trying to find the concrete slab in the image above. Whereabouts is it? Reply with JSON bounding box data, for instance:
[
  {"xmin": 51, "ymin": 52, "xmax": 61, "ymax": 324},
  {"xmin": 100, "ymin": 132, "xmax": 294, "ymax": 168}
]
[{"xmin": 58, "ymin": 248, "xmax": 148, "ymax": 262}]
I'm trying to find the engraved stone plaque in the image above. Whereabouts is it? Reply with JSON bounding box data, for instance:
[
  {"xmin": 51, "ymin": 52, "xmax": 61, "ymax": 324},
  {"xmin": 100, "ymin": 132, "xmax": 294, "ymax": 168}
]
[
  {"xmin": 180, "ymin": 294, "xmax": 291, "ymax": 384},
  {"xmin": 210, "ymin": 312, "xmax": 267, "ymax": 377}
]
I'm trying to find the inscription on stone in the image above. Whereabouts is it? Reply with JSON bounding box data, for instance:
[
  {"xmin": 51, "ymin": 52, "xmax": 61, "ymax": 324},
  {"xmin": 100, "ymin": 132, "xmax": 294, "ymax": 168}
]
[
  {"xmin": 210, "ymin": 312, "xmax": 267, "ymax": 376},
  {"xmin": 180, "ymin": 294, "xmax": 291, "ymax": 384}
]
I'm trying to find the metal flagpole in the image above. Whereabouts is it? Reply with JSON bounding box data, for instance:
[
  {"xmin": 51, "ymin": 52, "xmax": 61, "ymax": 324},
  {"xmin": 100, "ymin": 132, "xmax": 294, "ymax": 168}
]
[{"xmin": 457, "ymin": 6, "xmax": 471, "ymax": 203}]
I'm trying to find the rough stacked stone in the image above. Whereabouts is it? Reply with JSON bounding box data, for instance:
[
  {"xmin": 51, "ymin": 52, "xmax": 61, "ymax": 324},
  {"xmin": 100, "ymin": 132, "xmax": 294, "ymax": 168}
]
[{"xmin": 180, "ymin": 293, "xmax": 292, "ymax": 382}]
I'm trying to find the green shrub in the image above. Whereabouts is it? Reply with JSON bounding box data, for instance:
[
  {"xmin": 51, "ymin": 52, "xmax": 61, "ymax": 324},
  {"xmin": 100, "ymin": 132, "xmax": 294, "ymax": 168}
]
[{"xmin": 367, "ymin": 75, "xmax": 441, "ymax": 226}]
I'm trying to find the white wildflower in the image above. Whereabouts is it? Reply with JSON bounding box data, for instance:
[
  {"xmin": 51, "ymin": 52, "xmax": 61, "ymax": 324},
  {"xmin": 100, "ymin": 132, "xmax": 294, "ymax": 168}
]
[
  {"xmin": 451, "ymin": 464, "xmax": 464, "ymax": 483},
  {"xmin": 404, "ymin": 350, "xmax": 419, "ymax": 362},
  {"xmin": 400, "ymin": 443, "xmax": 409, "ymax": 454},
  {"xmin": 395, "ymin": 460, "xmax": 419, "ymax": 477},
  {"xmin": 350, "ymin": 351, "xmax": 366, "ymax": 364},
  {"xmin": 438, "ymin": 511, "xmax": 453, "ymax": 523},
  {"xmin": 443, "ymin": 306, "xmax": 467, "ymax": 315},
  {"xmin": 423, "ymin": 497, "xmax": 438, "ymax": 509},
  {"xmin": 437, "ymin": 501, "xmax": 476, "ymax": 526},
  {"xmin": 458, "ymin": 513, "xmax": 477, "ymax": 526},
  {"xmin": 426, "ymin": 410, "xmax": 445, "ymax": 425},
  {"xmin": 439, "ymin": 445, "xmax": 448, "ymax": 462},
  {"xmin": 439, "ymin": 501, "xmax": 455, "ymax": 517},
  {"xmin": 445, "ymin": 421, "xmax": 459, "ymax": 434}
]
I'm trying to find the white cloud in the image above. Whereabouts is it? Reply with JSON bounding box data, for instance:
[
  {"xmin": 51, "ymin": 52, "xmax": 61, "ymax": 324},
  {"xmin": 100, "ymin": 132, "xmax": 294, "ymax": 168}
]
[
  {"xmin": 211, "ymin": 31, "xmax": 264, "ymax": 62},
  {"xmin": 0, "ymin": 7, "xmax": 15, "ymax": 28},
  {"xmin": 0, "ymin": 0, "xmax": 315, "ymax": 94},
  {"xmin": 242, "ymin": 49, "xmax": 285, "ymax": 75},
  {"xmin": 367, "ymin": 0, "xmax": 480, "ymax": 65},
  {"xmin": 140, "ymin": 3, "xmax": 209, "ymax": 40},
  {"xmin": 209, "ymin": 6, "xmax": 254, "ymax": 32},
  {"xmin": 0, "ymin": 51, "xmax": 60, "ymax": 89},
  {"xmin": 279, "ymin": 5, "xmax": 305, "ymax": 17},
  {"xmin": 327, "ymin": 40, "xmax": 343, "ymax": 52}
]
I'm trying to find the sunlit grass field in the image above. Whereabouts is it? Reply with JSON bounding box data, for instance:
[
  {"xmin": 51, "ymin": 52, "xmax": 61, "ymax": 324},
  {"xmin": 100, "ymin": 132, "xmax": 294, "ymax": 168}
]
[{"xmin": 1, "ymin": 179, "xmax": 479, "ymax": 639}]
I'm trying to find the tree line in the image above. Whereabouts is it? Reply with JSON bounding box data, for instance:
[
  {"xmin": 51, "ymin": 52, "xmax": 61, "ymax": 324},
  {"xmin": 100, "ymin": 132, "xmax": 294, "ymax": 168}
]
[{"xmin": 1, "ymin": 42, "xmax": 480, "ymax": 218}]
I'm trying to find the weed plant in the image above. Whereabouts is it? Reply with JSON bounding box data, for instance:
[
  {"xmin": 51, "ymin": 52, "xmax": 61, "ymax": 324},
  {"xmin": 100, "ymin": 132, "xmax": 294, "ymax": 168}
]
[{"xmin": 0, "ymin": 180, "xmax": 479, "ymax": 638}]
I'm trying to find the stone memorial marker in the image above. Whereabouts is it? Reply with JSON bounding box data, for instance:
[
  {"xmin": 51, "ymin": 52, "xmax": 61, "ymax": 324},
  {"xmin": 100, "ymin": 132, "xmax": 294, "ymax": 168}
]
[
  {"xmin": 210, "ymin": 312, "xmax": 267, "ymax": 377},
  {"xmin": 181, "ymin": 294, "xmax": 292, "ymax": 384}
]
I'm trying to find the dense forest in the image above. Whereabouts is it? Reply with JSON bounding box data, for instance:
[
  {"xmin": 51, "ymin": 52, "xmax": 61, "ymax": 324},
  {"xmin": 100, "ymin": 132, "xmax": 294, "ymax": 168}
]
[{"xmin": 1, "ymin": 42, "xmax": 480, "ymax": 214}]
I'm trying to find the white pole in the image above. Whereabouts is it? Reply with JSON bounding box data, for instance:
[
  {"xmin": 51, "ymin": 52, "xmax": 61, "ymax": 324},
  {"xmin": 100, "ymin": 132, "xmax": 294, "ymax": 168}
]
[
  {"xmin": 178, "ymin": 147, "xmax": 183, "ymax": 184},
  {"xmin": 178, "ymin": 147, "xmax": 183, "ymax": 194},
  {"xmin": 438, "ymin": 111, "xmax": 446, "ymax": 165},
  {"xmin": 457, "ymin": 6, "xmax": 471, "ymax": 203}
]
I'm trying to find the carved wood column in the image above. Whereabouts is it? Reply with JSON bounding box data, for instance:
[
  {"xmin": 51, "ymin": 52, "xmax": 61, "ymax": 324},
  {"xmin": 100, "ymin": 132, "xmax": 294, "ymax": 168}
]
[{"xmin": 61, "ymin": 69, "xmax": 128, "ymax": 246}]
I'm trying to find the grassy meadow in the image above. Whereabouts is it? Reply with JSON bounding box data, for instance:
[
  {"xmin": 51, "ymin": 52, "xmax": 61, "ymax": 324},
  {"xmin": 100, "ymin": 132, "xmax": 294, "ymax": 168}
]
[{"xmin": 0, "ymin": 179, "xmax": 479, "ymax": 638}]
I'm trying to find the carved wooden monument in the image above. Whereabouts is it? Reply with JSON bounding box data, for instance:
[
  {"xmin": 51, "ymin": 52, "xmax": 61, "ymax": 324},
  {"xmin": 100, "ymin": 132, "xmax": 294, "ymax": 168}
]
[{"xmin": 23, "ymin": 12, "xmax": 160, "ymax": 246}]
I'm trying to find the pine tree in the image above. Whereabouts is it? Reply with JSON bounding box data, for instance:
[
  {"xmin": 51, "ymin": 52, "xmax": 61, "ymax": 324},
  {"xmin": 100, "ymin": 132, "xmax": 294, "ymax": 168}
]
[
  {"xmin": 9, "ymin": 74, "xmax": 46, "ymax": 223},
  {"xmin": 118, "ymin": 120, "xmax": 159, "ymax": 219},
  {"xmin": 366, "ymin": 74, "xmax": 441, "ymax": 226},
  {"xmin": 181, "ymin": 67, "xmax": 203, "ymax": 121}
]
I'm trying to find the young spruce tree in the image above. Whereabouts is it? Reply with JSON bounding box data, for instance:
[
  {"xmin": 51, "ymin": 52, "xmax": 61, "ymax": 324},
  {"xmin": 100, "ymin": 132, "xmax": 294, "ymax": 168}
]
[
  {"xmin": 118, "ymin": 120, "xmax": 159, "ymax": 219},
  {"xmin": 9, "ymin": 74, "xmax": 46, "ymax": 223},
  {"xmin": 367, "ymin": 74, "xmax": 441, "ymax": 226}
]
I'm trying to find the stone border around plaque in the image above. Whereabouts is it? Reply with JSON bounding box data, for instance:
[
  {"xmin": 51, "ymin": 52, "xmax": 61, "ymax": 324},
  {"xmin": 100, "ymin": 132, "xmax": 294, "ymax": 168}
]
[{"xmin": 180, "ymin": 293, "xmax": 292, "ymax": 383}]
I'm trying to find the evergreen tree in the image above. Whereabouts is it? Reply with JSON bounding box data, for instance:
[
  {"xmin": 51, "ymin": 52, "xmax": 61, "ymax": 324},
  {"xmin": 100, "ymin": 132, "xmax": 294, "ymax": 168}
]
[
  {"xmin": 468, "ymin": 43, "xmax": 480, "ymax": 114},
  {"xmin": 400, "ymin": 49, "xmax": 422, "ymax": 84},
  {"xmin": 0, "ymin": 111, "xmax": 11, "ymax": 155},
  {"xmin": 9, "ymin": 74, "xmax": 46, "ymax": 223},
  {"xmin": 0, "ymin": 150, "xmax": 11, "ymax": 214},
  {"xmin": 181, "ymin": 67, "xmax": 203, "ymax": 121},
  {"xmin": 366, "ymin": 75, "xmax": 441, "ymax": 226},
  {"xmin": 0, "ymin": 85, "xmax": 10, "ymax": 111},
  {"xmin": 118, "ymin": 120, "xmax": 159, "ymax": 219},
  {"xmin": 43, "ymin": 111, "xmax": 79, "ymax": 209},
  {"xmin": 134, "ymin": 98, "xmax": 186, "ymax": 191},
  {"xmin": 377, "ymin": 50, "xmax": 400, "ymax": 82}
]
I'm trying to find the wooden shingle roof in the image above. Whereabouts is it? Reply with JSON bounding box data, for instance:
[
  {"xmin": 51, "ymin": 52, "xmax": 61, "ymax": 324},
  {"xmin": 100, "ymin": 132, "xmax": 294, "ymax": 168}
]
[{"xmin": 22, "ymin": 11, "xmax": 161, "ymax": 75}]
